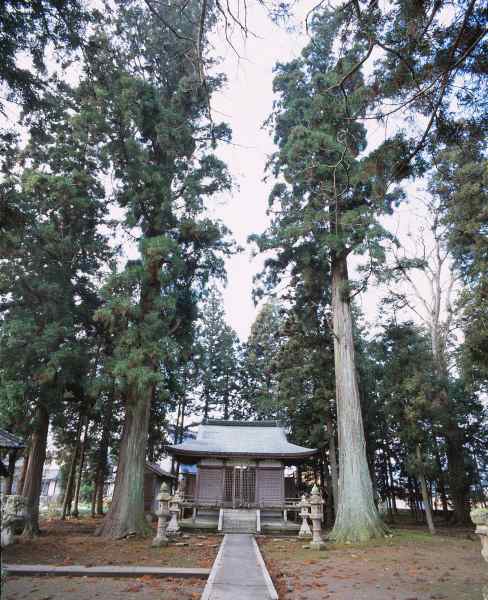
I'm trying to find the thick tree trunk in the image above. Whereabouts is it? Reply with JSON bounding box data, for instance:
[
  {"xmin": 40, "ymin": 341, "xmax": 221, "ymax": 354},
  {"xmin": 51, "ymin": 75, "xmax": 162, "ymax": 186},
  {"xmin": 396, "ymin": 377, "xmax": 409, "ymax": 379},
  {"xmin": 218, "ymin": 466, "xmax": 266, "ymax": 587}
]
[
  {"xmin": 386, "ymin": 449, "xmax": 397, "ymax": 515},
  {"xmin": 62, "ymin": 415, "xmax": 82, "ymax": 520},
  {"xmin": 329, "ymin": 255, "xmax": 386, "ymax": 542},
  {"xmin": 433, "ymin": 440, "xmax": 449, "ymax": 520},
  {"xmin": 18, "ymin": 450, "xmax": 29, "ymax": 495},
  {"xmin": 94, "ymin": 384, "xmax": 113, "ymax": 516},
  {"xmin": 96, "ymin": 470, "xmax": 105, "ymax": 515},
  {"xmin": 96, "ymin": 385, "xmax": 152, "ymax": 539},
  {"xmin": 91, "ymin": 477, "xmax": 98, "ymax": 517},
  {"xmin": 22, "ymin": 404, "xmax": 49, "ymax": 537},
  {"xmin": 431, "ymin": 324, "xmax": 471, "ymax": 523},
  {"xmin": 444, "ymin": 418, "xmax": 471, "ymax": 524},
  {"xmin": 416, "ymin": 445, "xmax": 436, "ymax": 535},
  {"xmin": 5, "ymin": 449, "xmax": 18, "ymax": 495},
  {"xmin": 72, "ymin": 419, "xmax": 89, "ymax": 518}
]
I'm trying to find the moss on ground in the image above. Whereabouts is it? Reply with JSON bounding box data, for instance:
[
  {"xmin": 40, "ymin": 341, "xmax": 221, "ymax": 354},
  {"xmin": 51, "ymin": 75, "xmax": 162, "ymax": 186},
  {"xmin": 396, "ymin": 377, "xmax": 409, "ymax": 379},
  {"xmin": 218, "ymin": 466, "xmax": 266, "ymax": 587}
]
[{"xmin": 260, "ymin": 528, "xmax": 458, "ymax": 561}]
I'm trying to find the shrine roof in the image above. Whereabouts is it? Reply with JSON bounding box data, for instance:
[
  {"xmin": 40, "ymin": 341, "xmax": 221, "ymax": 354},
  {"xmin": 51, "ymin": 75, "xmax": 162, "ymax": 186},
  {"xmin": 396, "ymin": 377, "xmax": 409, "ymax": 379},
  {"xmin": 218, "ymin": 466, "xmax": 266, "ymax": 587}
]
[
  {"xmin": 166, "ymin": 419, "xmax": 317, "ymax": 460},
  {"xmin": 145, "ymin": 462, "xmax": 176, "ymax": 480},
  {"xmin": 0, "ymin": 428, "xmax": 25, "ymax": 449}
]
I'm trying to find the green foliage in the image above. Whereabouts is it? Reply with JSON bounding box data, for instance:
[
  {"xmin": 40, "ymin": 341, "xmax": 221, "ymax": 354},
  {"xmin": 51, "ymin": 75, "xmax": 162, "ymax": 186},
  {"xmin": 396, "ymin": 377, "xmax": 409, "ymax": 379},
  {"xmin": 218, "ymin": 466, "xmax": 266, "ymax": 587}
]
[
  {"xmin": 0, "ymin": 0, "xmax": 93, "ymax": 112},
  {"xmin": 195, "ymin": 287, "xmax": 241, "ymax": 419},
  {"xmin": 0, "ymin": 84, "xmax": 110, "ymax": 434},
  {"xmin": 429, "ymin": 145, "xmax": 488, "ymax": 386},
  {"xmin": 80, "ymin": 0, "xmax": 235, "ymax": 406}
]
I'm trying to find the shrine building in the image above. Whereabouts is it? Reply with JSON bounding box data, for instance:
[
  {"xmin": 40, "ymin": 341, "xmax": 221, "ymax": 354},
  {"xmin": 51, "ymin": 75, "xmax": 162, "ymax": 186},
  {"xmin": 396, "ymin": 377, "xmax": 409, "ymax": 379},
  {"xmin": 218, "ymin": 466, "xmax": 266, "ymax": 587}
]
[{"xmin": 167, "ymin": 419, "xmax": 317, "ymax": 532}]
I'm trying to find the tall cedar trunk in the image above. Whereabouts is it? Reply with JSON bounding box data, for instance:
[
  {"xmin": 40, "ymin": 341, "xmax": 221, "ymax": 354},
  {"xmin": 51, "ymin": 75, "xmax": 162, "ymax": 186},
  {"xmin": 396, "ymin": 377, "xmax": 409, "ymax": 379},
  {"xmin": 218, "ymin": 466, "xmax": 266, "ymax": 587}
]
[
  {"xmin": 329, "ymin": 255, "xmax": 386, "ymax": 542},
  {"xmin": 407, "ymin": 477, "xmax": 416, "ymax": 519},
  {"xmin": 382, "ymin": 448, "xmax": 393, "ymax": 521},
  {"xmin": 416, "ymin": 445, "xmax": 436, "ymax": 534},
  {"xmin": 95, "ymin": 383, "xmax": 113, "ymax": 516},
  {"xmin": 325, "ymin": 406, "xmax": 338, "ymax": 514},
  {"xmin": 385, "ymin": 447, "xmax": 397, "ymax": 514},
  {"xmin": 171, "ymin": 400, "xmax": 182, "ymax": 476},
  {"xmin": 62, "ymin": 415, "xmax": 83, "ymax": 519},
  {"xmin": 96, "ymin": 469, "xmax": 105, "ymax": 515},
  {"xmin": 321, "ymin": 448, "xmax": 334, "ymax": 525},
  {"xmin": 91, "ymin": 477, "xmax": 98, "ymax": 517},
  {"xmin": 22, "ymin": 404, "xmax": 49, "ymax": 537},
  {"xmin": 433, "ymin": 439, "xmax": 449, "ymax": 520},
  {"xmin": 431, "ymin": 324, "xmax": 470, "ymax": 523},
  {"xmin": 18, "ymin": 450, "xmax": 29, "ymax": 495},
  {"xmin": 72, "ymin": 418, "xmax": 89, "ymax": 517},
  {"xmin": 96, "ymin": 384, "xmax": 152, "ymax": 538},
  {"xmin": 5, "ymin": 449, "xmax": 18, "ymax": 495},
  {"xmin": 444, "ymin": 415, "xmax": 471, "ymax": 523}
]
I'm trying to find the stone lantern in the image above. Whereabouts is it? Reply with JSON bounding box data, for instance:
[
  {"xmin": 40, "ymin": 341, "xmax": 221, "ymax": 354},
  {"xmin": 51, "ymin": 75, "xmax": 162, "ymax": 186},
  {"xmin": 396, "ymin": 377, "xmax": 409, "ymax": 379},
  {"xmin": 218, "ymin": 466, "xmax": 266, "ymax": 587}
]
[
  {"xmin": 309, "ymin": 484, "xmax": 326, "ymax": 550},
  {"xmin": 1, "ymin": 495, "xmax": 27, "ymax": 547},
  {"xmin": 166, "ymin": 488, "xmax": 183, "ymax": 537},
  {"xmin": 152, "ymin": 482, "xmax": 171, "ymax": 547},
  {"xmin": 298, "ymin": 494, "xmax": 312, "ymax": 538},
  {"xmin": 471, "ymin": 508, "xmax": 488, "ymax": 563}
]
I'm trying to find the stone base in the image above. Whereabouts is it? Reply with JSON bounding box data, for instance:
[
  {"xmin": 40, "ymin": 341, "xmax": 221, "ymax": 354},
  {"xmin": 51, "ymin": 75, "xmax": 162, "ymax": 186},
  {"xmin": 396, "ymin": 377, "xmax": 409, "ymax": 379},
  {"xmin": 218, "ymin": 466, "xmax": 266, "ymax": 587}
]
[
  {"xmin": 151, "ymin": 536, "xmax": 169, "ymax": 547},
  {"xmin": 166, "ymin": 530, "xmax": 182, "ymax": 538},
  {"xmin": 310, "ymin": 540, "xmax": 326, "ymax": 550},
  {"xmin": 475, "ymin": 525, "xmax": 488, "ymax": 563}
]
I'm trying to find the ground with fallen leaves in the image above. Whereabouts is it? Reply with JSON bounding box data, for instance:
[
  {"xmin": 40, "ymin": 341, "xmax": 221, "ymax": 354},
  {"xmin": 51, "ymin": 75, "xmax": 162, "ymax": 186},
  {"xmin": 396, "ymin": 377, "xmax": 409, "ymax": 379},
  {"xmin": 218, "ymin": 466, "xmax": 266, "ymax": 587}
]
[
  {"xmin": 2, "ymin": 517, "xmax": 218, "ymax": 600},
  {"xmin": 2, "ymin": 517, "xmax": 219, "ymax": 568},
  {"xmin": 3, "ymin": 515, "xmax": 488, "ymax": 599},
  {"xmin": 259, "ymin": 528, "xmax": 488, "ymax": 600},
  {"xmin": 2, "ymin": 576, "xmax": 205, "ymax": 600}
]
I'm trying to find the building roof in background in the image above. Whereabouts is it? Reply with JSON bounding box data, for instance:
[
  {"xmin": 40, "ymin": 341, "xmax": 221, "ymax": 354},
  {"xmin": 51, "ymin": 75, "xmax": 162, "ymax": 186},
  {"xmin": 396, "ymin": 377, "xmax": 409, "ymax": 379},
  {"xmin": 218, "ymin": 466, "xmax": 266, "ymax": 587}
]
[
  {"xmin": 0, "ymin": 428, "xmax": 25, "ymax": 449},
  {"xmin": 167, "ymin": 419, "xmax": 317, "ymax": 460},
  {"xmin": 145, "ymin": 463, "xmax": 176, "ymax": 479}
]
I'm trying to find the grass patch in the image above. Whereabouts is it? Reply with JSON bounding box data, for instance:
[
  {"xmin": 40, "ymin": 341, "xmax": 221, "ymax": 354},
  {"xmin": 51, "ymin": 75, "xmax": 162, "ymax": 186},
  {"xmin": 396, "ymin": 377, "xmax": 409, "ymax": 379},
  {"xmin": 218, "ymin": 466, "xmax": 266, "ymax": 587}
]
[{"xmin": 260, "ymin": 528, "xmax": 454, "ymax": 561}]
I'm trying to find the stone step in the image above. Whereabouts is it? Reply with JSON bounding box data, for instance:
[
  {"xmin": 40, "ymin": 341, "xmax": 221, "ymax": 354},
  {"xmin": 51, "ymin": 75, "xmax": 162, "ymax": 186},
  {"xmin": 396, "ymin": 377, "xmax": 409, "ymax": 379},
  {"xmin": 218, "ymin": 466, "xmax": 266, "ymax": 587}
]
[{"xmin": 222, "ymin": 509, "xmax": 257, "ymax": 534}]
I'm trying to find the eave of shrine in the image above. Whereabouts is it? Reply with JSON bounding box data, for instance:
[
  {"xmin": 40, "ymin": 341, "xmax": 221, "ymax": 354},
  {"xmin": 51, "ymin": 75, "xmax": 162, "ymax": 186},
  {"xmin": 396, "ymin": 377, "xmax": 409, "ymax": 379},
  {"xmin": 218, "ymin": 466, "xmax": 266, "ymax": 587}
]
[{"xmin": 166, "ymin": 419, "xmax": 318, "ymax": 463}]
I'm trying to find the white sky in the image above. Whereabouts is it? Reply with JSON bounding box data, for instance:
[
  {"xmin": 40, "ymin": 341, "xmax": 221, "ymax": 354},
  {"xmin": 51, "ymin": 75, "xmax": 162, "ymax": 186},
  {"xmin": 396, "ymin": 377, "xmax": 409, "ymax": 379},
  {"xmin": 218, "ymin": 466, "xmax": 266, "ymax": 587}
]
[{"xmin": 206, "ymin": 2, "xmax": 316, "ymax": 340}]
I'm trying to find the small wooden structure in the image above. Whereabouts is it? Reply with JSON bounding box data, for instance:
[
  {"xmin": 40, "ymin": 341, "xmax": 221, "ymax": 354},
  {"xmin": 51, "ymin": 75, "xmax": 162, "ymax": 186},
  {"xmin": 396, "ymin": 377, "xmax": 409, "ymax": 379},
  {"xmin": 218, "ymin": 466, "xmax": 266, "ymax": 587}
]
[
  {"xmin": 167, "ymin": 420, "xmax": 316, "ymax": 510},
  {"xmin": 144, "ymin": 463, "xmax": 176, "ymax": 514},
  {"xmin": 0, "ymin": 429, "xmax": 25, "ymax": 493}
]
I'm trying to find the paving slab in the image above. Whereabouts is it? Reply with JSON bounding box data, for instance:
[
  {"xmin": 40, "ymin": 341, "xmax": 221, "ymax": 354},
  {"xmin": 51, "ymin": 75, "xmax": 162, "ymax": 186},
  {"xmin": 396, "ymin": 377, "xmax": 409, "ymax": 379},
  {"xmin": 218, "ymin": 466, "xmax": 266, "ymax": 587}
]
[
  {"xmin": 3, "ymin": 564, "xmax": 210, "ymax": 578},
  {"xmin": 201, "ymin": 534, "xmax": 278, "ymax": 600}
]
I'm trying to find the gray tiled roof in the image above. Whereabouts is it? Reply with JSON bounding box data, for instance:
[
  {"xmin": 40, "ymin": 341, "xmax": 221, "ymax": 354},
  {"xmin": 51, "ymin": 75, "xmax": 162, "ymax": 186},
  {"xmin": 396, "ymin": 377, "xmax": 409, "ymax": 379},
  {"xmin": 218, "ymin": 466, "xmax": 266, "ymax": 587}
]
[
  {"xmin": 167, "ymin": 420, "xmax": 317, "ymax": 459},
  {"xmin": 0, "ymin": 428, "xmax": 25, "ymax": 449}
]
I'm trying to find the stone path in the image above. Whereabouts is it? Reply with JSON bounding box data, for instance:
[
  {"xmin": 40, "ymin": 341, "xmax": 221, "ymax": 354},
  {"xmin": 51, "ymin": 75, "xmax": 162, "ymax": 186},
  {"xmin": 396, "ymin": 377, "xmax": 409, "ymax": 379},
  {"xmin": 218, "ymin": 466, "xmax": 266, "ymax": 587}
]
[
  {"xmin": 3, "ymin": 564, "xmax": 209, "ymax": 578},
  {"xmin": 201, "ymin": 534, "xmax": 278, "ymax": 600}
]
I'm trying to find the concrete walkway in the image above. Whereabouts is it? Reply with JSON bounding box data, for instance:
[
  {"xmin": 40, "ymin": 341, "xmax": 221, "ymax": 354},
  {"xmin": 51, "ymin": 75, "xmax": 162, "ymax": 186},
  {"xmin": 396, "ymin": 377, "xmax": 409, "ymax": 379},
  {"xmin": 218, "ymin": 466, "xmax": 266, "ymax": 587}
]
[{"xmin": 201, "ymin": 534, "xmax": 278, "ymax": 600}]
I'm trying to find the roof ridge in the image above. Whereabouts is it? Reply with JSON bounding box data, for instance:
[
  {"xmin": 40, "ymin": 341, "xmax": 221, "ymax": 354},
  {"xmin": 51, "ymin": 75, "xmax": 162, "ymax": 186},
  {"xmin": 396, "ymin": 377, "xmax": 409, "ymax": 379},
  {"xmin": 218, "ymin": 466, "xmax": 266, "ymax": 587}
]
[
  {"xmin": 0, "ymin": 428, "xmax": 25, "ymax": 448},
  {"xmin": 202, "ymin": 419, "xmax": 283, "ymax": 428}
]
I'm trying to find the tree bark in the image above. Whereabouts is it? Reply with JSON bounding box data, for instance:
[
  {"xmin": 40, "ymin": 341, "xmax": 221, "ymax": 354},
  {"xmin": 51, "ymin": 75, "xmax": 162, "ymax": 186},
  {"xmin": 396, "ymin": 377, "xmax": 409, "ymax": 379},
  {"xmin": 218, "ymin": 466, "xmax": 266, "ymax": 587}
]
[
  {"xmin": 386, "ymin": 449, "xmax": 397, "ymax": 515},
  {"xmin": 329, "ymin": 255, "xmax": 386, "ymax": 542},
  {"xmin": 432, "ymin": 439, "xmax": 449, "ymax": 520},
  {"xmin": 22, "ymin": 404, "xmax": 49, "ymax": 537},
  {"xmin": 18, "ymin": 449, "xmax": 29, "ymax": 495},
  {"xmin": 94, "ymin": 384, "xmax": 113, "ymax": 516},
  {"xmin": 416, "ymin": 445, "xmax": 436, "ymax": 535},
  {"xmin": 61, "ymin": 415, "xmax": 82, "ymax": 520},
  {"xmin": 72, "ymin": 418, "xmax": 89, "ymax": 517},
  {"xmin": 325, "ymin": 405, "xmax": 338, "ymax": 514},
  {"xmin": 95, "ymin": 385, "xmax": 152, "ymax": 539},
  {"xmin": 5, "ymin": 449, "xmax": 18, "ymax": 495},
  {"xmin": 96, "ymin": 469, "xmax": 105, "ymax": 515}
]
